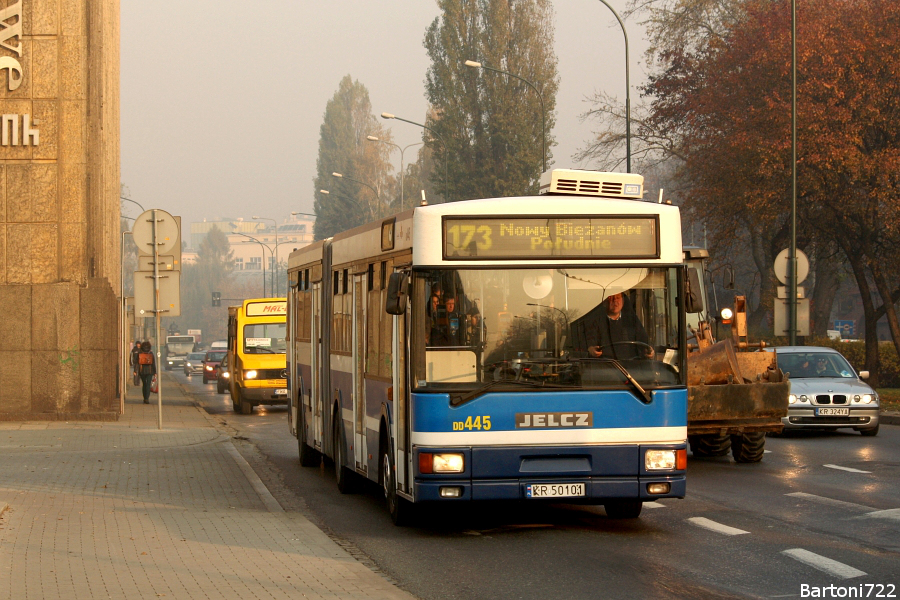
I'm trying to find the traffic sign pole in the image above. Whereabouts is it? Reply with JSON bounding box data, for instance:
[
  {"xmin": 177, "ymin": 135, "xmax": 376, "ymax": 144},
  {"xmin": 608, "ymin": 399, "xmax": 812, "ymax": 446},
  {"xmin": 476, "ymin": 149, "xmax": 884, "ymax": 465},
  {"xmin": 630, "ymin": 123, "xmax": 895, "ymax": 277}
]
[{"xmin": 152, "ymin": 209, "xmax": 163, "ymax": 429}]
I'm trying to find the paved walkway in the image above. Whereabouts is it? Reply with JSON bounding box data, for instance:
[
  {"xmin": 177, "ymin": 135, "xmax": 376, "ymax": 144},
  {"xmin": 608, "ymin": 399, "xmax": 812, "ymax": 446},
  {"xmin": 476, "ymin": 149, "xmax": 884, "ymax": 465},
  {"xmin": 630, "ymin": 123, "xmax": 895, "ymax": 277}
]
[{"xmin": 0, "ymin": 374, "xmax": 415, "ymax": 600}]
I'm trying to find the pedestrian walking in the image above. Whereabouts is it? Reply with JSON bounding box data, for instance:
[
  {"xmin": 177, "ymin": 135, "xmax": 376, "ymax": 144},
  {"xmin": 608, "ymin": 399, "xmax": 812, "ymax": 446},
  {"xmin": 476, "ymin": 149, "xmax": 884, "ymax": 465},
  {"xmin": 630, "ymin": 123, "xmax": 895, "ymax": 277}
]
[
  {"xmin": 137, "ymin": 340, "xmax": 157, "ymax": 404},
  {"xmin": 130, "ymin": 340, "xmax": 142, "ymax": 386}
]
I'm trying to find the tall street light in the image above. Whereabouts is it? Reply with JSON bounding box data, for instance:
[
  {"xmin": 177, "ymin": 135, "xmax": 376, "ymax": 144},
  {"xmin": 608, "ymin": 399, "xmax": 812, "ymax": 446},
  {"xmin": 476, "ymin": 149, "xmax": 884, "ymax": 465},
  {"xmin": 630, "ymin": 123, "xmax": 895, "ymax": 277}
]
[
  {"xmin": 253, "ymin": 216, "xmax": 279, "ymax": 296},
  {"xmin": 367, "ymin": 135, "xmax": 424, "ymax": 211},
  {"xmin": 595, "ymin": 0, "xmax": 631, "ymax": 173},
  {"xmin": 464, "ymin": 60, "xmax": 546, "ymax": 174},
  {"xmin": 332, "ymin": 172, "xmax": 380, "ymax": 219},
  {"xmin": 381, "ymin": 112, "xmax": 449, "ymax": 203},
  {"xmin": 231, "ymin": 230, "xmax": 269, "ymax": 296},
  {"xmin": 789, "ymin": 0, "xmax": 798, "ymax": 344}
]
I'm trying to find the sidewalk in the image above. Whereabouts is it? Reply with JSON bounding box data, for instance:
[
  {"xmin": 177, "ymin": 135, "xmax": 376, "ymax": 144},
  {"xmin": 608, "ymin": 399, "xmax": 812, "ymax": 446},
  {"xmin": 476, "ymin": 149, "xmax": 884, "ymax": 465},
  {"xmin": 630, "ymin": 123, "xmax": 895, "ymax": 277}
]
[{"xmin": 0, "ymin": 374, "xmax": 415, "ymax": 600}]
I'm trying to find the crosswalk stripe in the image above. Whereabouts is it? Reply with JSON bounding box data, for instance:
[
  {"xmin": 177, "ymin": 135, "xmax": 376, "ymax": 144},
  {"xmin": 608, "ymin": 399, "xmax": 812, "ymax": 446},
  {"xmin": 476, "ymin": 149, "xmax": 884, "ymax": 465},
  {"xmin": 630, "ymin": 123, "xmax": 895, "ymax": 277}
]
[
  {"xmin": 687, "ymin": 517, "xmax": 749, "ymax": 536},
  {"xmin": 823, "ymin": 464, "xmax": 871, "ymax": 474},
  {"xmin": 782, "ymin": 548, "xmax": 866, "ymax": 579}
]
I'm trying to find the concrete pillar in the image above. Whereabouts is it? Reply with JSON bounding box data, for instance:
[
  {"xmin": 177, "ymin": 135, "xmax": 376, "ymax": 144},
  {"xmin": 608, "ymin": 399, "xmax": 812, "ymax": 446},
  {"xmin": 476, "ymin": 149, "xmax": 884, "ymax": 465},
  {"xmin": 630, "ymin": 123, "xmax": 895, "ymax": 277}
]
[{"xmin": 0, "ymin": 0, "xmax": 120, "ymax": 420}]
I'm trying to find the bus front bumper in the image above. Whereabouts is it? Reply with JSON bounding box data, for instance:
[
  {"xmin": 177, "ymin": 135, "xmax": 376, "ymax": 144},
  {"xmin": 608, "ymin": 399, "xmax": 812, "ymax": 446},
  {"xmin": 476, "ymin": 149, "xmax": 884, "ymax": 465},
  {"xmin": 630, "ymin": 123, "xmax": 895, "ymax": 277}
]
[{"xmin": 412, "ymin": 443, "xmax": 686, "ymax": 502}]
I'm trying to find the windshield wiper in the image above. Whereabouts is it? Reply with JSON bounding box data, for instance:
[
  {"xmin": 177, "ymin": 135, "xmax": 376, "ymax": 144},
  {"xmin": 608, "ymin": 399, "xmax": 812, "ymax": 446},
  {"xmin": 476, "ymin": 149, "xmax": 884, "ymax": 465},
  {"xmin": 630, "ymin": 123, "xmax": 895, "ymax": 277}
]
[
  {"xmin": 576, "ymin": 358, "xmax": 653, "ymax": 404},
  {"xmin": 450, "ymin": 379, "xmax": 576, "ymax": 407}
]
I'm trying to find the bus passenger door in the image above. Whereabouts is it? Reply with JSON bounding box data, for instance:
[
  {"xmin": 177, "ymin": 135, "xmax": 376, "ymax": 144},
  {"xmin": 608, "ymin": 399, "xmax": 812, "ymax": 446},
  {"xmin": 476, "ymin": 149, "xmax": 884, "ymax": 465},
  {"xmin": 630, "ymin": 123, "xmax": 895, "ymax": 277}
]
[
  {"xmin": 353, "ymin": 274, "xmax": 367, "ymax": 473},
  {"xmin": 392, "ymin": 295, "xmax": 410, "ymax": 495},
  {"xmin": 311, "ymin": 281, "xmax": 323, "ymax": 449}
]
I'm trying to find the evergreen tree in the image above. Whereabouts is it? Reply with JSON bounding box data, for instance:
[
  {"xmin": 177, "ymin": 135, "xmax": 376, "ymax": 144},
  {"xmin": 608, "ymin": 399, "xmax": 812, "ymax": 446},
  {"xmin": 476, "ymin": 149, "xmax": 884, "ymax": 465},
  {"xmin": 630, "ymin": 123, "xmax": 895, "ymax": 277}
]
[
  {"xmin": 423, "ymin": 0, "xmax": 558, "ymax": 200},
  {"xmin": 313, "ymin": 75, "xmax": 394, "ymax": 239}
]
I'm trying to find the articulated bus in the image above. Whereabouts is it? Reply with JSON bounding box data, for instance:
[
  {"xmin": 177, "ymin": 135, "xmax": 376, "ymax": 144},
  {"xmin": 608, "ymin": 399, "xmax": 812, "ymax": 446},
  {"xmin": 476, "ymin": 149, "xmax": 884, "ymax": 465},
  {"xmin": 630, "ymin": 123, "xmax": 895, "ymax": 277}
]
[
  {"xmin": 226, "ymin": 298, "xmax": 288, "ymax": 415},
  {"xmin": 286, "ymin": 169, "xmax": 688, "ymax": 524}
]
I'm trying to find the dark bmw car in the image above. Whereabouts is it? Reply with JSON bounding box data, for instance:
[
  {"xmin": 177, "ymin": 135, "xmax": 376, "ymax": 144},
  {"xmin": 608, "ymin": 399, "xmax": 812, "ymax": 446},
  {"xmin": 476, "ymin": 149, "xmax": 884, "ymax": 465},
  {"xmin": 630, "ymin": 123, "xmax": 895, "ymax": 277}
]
[
  {"xmin": 216, "ymin": 354, "xmax": 230, "ymax": 394},
  {"xmin": 202, "ymin": 350, "xmax": 227, "ymax": 384}
]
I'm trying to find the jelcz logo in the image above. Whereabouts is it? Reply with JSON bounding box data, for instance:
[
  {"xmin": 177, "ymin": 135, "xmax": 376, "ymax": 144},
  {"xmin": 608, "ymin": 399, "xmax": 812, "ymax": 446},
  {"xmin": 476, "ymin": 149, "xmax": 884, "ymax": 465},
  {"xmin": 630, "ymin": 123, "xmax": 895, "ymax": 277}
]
[{"xmin": 515, "ymin": 412, "xmax": 592, "ymax": 428}]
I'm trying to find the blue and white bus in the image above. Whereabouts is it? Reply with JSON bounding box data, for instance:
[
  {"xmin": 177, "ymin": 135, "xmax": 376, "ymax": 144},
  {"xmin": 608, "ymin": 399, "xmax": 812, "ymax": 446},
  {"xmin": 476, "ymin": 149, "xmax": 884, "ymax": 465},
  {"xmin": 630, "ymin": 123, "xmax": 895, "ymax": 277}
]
[{"xmin": 286, "ymin": 169, "xmax": 688, "ymax": 524}]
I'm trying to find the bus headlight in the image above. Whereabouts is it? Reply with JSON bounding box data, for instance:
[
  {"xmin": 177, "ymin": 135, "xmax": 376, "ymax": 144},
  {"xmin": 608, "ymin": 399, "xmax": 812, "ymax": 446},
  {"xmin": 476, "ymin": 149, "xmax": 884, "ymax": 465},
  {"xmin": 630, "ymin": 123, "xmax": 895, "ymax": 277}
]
[
  {"xmin": 418, "ymin": 452, "xmax": 464, "ymax": 474},
  {"xmin": 646, "ymin": 449, "xmax": 683, "ymax": 470},
  {"xmin": 244, "ymin": 369, "xmax": 258, "ymax": 379}
]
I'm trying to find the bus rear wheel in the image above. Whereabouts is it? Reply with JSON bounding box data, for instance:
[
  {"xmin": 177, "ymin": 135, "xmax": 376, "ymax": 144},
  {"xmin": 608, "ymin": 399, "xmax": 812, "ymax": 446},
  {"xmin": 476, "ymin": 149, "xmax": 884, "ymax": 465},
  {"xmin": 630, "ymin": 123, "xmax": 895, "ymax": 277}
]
[
  {"xmin": 298, "ymin": 407, "xmax": 320, "ymax": 467},
  {"xmin": 604, "ymin": 500, "xmax": 643, "ymax": 519},
  {"xmin": 333, "ymin": 420, "xmax": 356, "ymax": 494}
]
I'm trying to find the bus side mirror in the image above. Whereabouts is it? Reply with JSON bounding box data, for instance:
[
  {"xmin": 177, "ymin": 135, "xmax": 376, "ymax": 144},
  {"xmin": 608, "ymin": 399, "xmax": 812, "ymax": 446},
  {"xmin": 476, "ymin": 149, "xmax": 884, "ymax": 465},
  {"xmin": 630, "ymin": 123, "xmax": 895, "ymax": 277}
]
[
  {"xmin": 685, "ymin": 268, "xmax": 703, "ymax": 314},
  {"xmin": 385, "ymin": 272, "xmax": 408, "ymax": 315}
]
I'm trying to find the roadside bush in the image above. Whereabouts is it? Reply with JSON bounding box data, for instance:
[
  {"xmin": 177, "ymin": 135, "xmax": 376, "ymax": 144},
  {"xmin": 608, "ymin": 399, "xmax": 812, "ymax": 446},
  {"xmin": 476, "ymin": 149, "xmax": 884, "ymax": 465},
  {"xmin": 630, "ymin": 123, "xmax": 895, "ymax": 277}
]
[{"xmin": 805, "ymin": 338, "xmax": 900, "ymax": 388}]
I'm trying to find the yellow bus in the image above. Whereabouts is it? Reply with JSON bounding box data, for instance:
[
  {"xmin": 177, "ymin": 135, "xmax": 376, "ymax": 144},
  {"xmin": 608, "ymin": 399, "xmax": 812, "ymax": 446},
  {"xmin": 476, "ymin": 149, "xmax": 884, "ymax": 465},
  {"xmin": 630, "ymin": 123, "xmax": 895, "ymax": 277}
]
[{"xmin": 227, "ymin": 298, "xmax": 287, "ymax": 414}]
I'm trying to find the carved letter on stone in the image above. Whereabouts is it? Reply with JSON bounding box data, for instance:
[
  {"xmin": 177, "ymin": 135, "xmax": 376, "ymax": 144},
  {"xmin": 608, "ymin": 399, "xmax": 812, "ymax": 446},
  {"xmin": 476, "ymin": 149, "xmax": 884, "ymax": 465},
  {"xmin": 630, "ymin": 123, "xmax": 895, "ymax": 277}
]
[
  {"xmin": 0, "ymin": 56, "xmax": 22, "ymax": 91},
  {"xmin": 2, "ymin": 114, "xmax": 19, "ymax": 146},
  {"xmin": 23, "ymin": 113, "xmax": 38, "ymax": 146},
  {"xmin": 0, "ymin": 1, "xmax": 23, "ymax": 56}
]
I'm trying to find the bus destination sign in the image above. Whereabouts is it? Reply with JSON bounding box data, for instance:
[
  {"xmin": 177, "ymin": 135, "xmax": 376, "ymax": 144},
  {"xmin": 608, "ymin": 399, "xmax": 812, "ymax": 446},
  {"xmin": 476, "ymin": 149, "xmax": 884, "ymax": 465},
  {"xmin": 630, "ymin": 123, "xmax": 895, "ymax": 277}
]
[
  {"xmin": 443, "ymin": 216, "xmax": 659, "ymax": 260},
  {"xmin": 246, "ymin": 301, "xmax": 286, "ymax": 317}
]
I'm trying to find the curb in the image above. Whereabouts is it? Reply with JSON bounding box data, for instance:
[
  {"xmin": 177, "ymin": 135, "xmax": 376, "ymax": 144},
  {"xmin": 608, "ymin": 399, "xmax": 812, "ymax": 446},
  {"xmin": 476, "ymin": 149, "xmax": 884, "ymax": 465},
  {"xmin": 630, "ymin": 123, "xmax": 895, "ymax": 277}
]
[{"xmin": 879, "ymin": 412, "xmax": 900, "ymax": 426}]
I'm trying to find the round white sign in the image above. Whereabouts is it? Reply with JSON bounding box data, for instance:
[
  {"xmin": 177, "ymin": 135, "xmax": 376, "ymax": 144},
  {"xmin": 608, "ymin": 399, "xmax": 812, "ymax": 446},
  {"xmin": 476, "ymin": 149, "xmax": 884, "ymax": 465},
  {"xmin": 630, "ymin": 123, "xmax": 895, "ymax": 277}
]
[{"xmin": 774, "ymin": 248, "xmax": 809, "ymax": 284}]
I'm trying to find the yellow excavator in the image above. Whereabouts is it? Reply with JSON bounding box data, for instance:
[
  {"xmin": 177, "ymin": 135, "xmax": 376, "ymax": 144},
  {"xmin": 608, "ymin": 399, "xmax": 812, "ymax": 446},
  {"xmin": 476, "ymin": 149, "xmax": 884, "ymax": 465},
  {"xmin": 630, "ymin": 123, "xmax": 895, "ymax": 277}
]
[{"xmin": 684, "ymin": 248, "xmax": 789, "ymax": 462}]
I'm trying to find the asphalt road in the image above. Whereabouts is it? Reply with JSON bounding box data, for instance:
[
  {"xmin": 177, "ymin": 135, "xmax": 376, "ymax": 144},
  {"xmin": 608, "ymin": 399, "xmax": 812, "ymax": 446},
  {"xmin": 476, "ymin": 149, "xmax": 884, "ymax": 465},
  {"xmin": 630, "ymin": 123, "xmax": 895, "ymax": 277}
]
[{"xmin": 175, "ymin": 371, "xmax": 900, "ymax": 599}]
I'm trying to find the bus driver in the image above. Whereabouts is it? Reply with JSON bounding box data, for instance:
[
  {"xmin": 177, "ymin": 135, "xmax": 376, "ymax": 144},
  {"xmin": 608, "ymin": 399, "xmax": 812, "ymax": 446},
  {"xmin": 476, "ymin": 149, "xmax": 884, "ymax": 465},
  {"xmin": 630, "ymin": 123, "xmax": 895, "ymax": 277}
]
[{"xmin": 587, "ymin": 292, "xmax": 654, "ymax": 360}]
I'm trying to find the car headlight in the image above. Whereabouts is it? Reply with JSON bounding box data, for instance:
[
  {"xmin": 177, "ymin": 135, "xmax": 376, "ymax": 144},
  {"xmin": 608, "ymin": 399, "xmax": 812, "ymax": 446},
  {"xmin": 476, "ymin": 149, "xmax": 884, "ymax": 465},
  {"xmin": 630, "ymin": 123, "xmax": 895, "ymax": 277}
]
[
  {"xmin": 244, "ymin": 369, "xmax": 257, "ymax": 379},
  {"xmin": 222, "ymin": 372, "xmax": 230, "ymax": 379},
  {"xmin": 853, "ymin": 394, "xmax": 874, "ymax": 404},
  {"xmin": 418, "ymin": 452, "xmax": 464, "ymax": 474},
  {"xmin": 789, "ymin": 394, "xmax": 797, "ymax": 404},
  {"xmin": 205, "ymin": 365, "xmax": 214, "ymax": 371},
  {"xmin": 799, "ymin": 395, "xmax": 809, "ymax": 403}
]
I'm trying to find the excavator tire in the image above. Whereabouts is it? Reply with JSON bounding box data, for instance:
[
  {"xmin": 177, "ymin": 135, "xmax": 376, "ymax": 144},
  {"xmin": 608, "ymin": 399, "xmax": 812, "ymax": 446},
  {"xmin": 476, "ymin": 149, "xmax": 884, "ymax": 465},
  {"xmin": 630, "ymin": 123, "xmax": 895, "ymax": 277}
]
[
  {"xmin": 688, "ymin": 434, "xmax": 732, "ymax": 457},
  {"xmin": 731, "ymin": 431, "xmax": 766, "ymax": 463}
]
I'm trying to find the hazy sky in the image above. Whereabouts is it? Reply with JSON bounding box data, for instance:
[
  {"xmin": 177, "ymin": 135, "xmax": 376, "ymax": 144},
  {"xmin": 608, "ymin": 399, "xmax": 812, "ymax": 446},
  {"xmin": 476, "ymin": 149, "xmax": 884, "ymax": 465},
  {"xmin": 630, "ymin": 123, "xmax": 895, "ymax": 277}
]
[{"xmin": 120, "ymin": 1, "xmax": 649, "ymax": 236}]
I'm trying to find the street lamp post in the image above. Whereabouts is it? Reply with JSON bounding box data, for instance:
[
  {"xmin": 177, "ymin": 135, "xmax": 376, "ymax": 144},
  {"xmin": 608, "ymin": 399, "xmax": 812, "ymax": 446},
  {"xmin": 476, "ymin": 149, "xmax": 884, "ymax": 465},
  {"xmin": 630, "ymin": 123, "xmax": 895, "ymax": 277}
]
[
  {"xmin": 595, "ymin": 0, "xmax": 631, "ymax": 173},
  {"xmin": 121, "ymin": 195, "xmax": 145, "ymax": 213},
  {"xmin": 331, "ymin": 172, "xmax": 380, "ymax": 219},
  {"xmin": 231, "ymin": 231, "xmax": 269, "ymax": 296},
  {"xmin": 464, "ymin": 60, "xmax": 546, "ymax": 174},
  {"xmin": 120, "ymin": 218, "xmax": 135, "ymax": 415},
  {"xmin": 253, "ymin": 216, "xmax": 279, "ymax": 296},
  {"xmin": 366, "ymin": 135, "xmax": 424, "ymax": 211},
  {"xmin": 381, "ymin": 112, "xmax": 450, "ymax": 203}
]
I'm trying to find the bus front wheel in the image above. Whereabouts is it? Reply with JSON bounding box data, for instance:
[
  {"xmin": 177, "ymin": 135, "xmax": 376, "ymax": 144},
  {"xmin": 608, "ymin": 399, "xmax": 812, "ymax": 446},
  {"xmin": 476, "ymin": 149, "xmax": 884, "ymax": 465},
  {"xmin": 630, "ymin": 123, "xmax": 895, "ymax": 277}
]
[{"xmin": 381, "ymin": 442, "xmax": 413, "ymax": 526}]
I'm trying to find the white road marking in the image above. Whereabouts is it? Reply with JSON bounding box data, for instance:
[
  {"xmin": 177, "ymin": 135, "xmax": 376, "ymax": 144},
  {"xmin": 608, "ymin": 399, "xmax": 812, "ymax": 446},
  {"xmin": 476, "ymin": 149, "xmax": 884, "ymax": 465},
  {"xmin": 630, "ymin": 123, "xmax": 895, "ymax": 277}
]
[
  {"xmin": 782, "ymin": 548, "xmax": 867, "ymax": 579},
  {"xmin": 857, "ymin": 508, "xmax": 900, "ymax": 522},
  {"xmin": 644, "ymin": 501, "xmax": 666, "ymax": 509},
  {"xmin": 687, "ymin": 517, "xmax": 749, "ymax": 536},
  {"xmin": 764, "ymin": 449, "xmax": 771, "ymax": 453},
  {"xmin": 786, "ymin": 492, "xmax": 874, "ymax": 513},
  {"xmin": 823, "ymin": 464, "xmax": 871, "ymax": 473}
]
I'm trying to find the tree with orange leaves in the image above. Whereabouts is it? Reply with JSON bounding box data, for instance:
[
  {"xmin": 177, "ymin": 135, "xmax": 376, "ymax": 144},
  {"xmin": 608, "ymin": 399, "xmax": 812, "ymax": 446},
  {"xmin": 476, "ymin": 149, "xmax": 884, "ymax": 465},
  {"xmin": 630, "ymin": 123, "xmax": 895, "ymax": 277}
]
[{"xmin": 637, "ymin": 0, "xmax": 900, "ymax": 379}]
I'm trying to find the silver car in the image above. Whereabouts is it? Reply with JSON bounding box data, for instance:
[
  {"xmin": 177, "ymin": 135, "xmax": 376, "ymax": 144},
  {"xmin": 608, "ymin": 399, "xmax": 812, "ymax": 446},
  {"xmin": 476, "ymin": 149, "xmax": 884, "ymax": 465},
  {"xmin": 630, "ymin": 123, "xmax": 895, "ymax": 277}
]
[
  {"xmin": 183, "ymin": 352, "xmax": 207, "ymax": 376},
  {"xmin": 777, "ymin": 347, "xmax": 879, "ymax": 436}
]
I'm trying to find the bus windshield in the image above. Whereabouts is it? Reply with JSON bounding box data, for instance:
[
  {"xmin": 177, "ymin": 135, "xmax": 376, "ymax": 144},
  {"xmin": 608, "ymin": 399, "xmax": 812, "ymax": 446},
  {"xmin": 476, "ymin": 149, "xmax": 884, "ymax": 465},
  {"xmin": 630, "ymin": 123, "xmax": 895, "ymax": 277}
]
[
  {"xmin": 412, "ymin": 267, "xmax": 683, "ymax": 390},
  {"xmin": 243, "ymin": 323, "xmax": 286, "ymax": 354}
]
